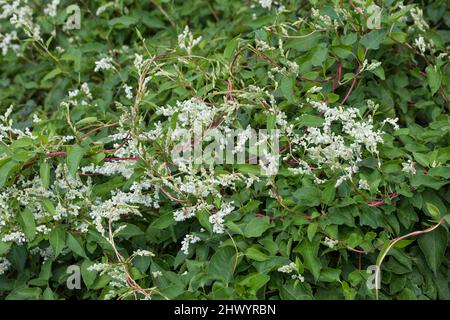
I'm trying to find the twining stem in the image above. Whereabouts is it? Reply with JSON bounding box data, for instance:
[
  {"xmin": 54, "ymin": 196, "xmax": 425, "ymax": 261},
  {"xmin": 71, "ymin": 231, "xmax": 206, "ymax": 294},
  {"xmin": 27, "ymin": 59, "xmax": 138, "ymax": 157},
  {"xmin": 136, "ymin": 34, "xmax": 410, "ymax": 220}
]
[{"xmin": 374, "ymin": 214, "xmax": 449, "ymax": 300}]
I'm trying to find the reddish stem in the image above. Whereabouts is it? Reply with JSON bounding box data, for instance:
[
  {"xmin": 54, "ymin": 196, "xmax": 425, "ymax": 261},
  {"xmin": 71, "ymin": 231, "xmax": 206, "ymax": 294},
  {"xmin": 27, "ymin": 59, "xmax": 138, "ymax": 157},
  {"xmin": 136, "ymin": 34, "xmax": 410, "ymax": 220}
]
[
  {"xmin": 368, "ymin": 192, "xmax": 398, "ymax": 207},
  {"xmin": 340, "ymin": 66, "xmax": 361, "ymax": 105},
  {"xmin": 333, "ymin": 63, "xmax": 342, "ymax": 92},
  {"xmin": 46, "ymin": 152, "xmax": 138, "ymax": 162}
]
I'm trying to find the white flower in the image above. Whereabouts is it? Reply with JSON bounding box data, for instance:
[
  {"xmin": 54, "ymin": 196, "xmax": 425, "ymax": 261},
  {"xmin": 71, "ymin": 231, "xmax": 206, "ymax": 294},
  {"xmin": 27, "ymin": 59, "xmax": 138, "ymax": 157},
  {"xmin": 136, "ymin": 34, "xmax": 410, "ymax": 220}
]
[
  {"xmin": 278, "ymin": 262, "xmax": 297, "ymax": 274},
  {"xmin": 88, "ymin": 263, "xmax": 109, "ymax": 272},
  {"xmin": 410, "ymin": 7, "xmax": 429, "ymax": 32},
  {"xmin": 278, "ymin": 262, "xmax": 305, "ymax": 282},
  {"xmin": 0, "ymin": 257, "xmax": 11, "ymax": 275},
  {"xmin": 0, "ymin": 31, "xmax": 19, "ymax": 56},
  {"xmin": 32, "ymin": 114, "xmax": 41, "ymax": 123},
  {"xmin": 124, "ymin": 84, "xmax": 133, "ymax": 99},
  {"xmin": 134, "ymin": 53, "xmax": 144, "ymax": 70},
  {"xmin": 133, "ymin": 249, "xmax": 155, "ymax": 257},
  {"xmin": 152, "ymin": 271, "xmax": 163, "ymax": 278},
  {"xmin": 96, "ymin": 3, "xmax": 115, "ymax": 16},
  {"xmin": 94, "ymin": 57, "xmax": 114, "ymax": 72},
  {"xmin": 43, "ymin": 0, "xmax": 60, "ymax": 18},
  {"xmin": 414, "ymin": 37, "xmax": 426, "ymax": 53},
  {"xmin": 358, "ymin": 178, "xmax": 370, "ymax": 191},
  {"xmin": 209, "ymin": 202, "xmax": 235, "ymax": 234},
  {"xmin": 178, "ymin": 25, "xmax": 202, "ymax": 55},
  {"xmin": 181, "ymin": 234, "xmax": 201, "ymax": 255},
  {"xmin": 2, "ymin": 231, "xmax": 26, "ymax": 244},
  {"xmin": 402, "ymin": 160, "xmax": 416, "ymax": 175},
  {"xmin": 307, "ymin": 86, "xmax": 323, "ymax": 94},
  {"xmin": 259, "ymin": 0, "xmax": 273, "ymax": 9},
  {"xmin": 362, "ymin": 60, "xmax": 382, "ymax": 72},
  {"xmin": 381, "ymin": 117, "xmax": 399, "ymax": 130},
  {"xmin": 324, "ymin": 237, "xmax": 339, "ymax": 249},
  {"xmin": 81, "ymin": 82, "xmax": 93, "ymax": 100}
]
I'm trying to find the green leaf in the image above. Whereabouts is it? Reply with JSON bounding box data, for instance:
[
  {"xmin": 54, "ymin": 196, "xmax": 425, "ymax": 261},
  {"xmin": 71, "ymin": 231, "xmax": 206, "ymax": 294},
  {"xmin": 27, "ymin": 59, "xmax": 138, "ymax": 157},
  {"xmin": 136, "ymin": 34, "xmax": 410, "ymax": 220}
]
[
  {"xmin": 243, "ymin": 217, "xmax": 271, "ymax": 238},
  {"xmin": 280, "ymin": 283, "xmax": 313, "ymax": 300},
  {"xmin": 418, "ymin": 227, "xmax": 447, "ymax": 274},
  {"xmin": 6, "ymin": 287, "xmax": 42, "ymax": 300},
  {"xmin": 41, "ymin": 68, "xmax": 61, "ymax": 83},
  {"xmin": 360, "ymin": 29, "xmax": 388, "ymax": 50},
  {"xmin": 67, "ymin": 144, "xmax": 85, "ymax": 177},
  {"xmin": 0, "ymin": 159, "xmax": 19, "ymax": 188},
  {"xmin": 425, "ymin": 202, "xmax": 441, "ymax": 219},
  {"xmin": 67, "ymin": 233, "xmax": 87, "ymax": 258},
  {"xmin": 296, "ymin": 114, "xmax": 324, "ymax": 128},
  {"xmin": 298, "ymin": 239, "xmax": 321, "ymax": 281},
  {"xmin": 75, "ymin": 117, "xmax": 97, "ymax": 127},
  {"xmin": 318, "ymin": 268, "xmax": 341, "ymax": 282},
  {"xmin": 0, "ymin": 241, "xmax": 11, "ymax": 255},
  {"xmin": 310, "ymin": 43, "xmax": 328, "ymax": 66},
  {"xmin": 285, "ymin": 31, "xmax": 322, "ymax": 52},
  {"xmin": 43, "ymin": 287, "xmax": 56, "ymax": 300},
  {"xmin": 108, "ymin": 16, "xmax": 139, "ymax": 28},
  {"xmin": 307, "ymin": 223, "xmax": 318, "ymax": 242},
  {"xmin": 239, "ymin": 273, "xmax": 270, "ymax": 292},
  {"xmin": 196, "ymin": 210, "xmax": 213, "ymax": 234},
  {"xmin": 116, "ymin": 223, "xmax": 144, "ymax": 239},
  {"xmin": 293, "ymin": 186, "xmax": 321, "ymax": 207},
  {"xmin": 207, "ymin": 246, "xmax": 236, "ymax": 284},
  {"xmin": 151, "ymin": 212, "xmax": 174, "ymax": 229},
  {"xmin": 390, "ymin": 32, "xmax": 406, "ymax": 43},
  {"xmin": 280, "ymin": 76, "xmax": 294, "ymax": 103},
  {"xmin": 235, "ymin": 164, "xmax": 260, "ymax": 175},
  {"xmin": 397, "ymin": 288, "xmax": 417, "ymax": 300},
  {"xmin": 245, "ymin": 246, "xmax": 270, "ymax": 262},
  {"xmin": 81, "ymin": 260, "xmax": 97, "ymax": 288},
  {"xmin": 18, "ymin": 208, "xmax": 36, "ymax": 241},
  {"xmin": 426, "ymin": 65, "xmax": 441, "ymax": 96},
  {"xmin": 369, "ymin": 65, "xmax": 385, "ymax": 80},
  {"xmin": 40, "ymin": 161, "xmax": 51, "ymax": 189},
  {"xmin": 48, "ymin": 227, "xmax": 66, "ymax": 257},
  {"xmin": 224, "ymin": 37, "xmax": 239, "ymax": 63},
  {"xmin": 411, "ymin": 174, "xmax": 447, "ymax": 190}
]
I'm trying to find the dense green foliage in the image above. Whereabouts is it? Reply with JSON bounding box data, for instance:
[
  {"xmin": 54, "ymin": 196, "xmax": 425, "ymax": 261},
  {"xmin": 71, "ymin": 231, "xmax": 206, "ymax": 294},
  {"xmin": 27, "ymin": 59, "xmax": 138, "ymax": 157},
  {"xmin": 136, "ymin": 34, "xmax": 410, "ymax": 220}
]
[{"xmin": 0, "ymin": 0, "xmax": 449, "ymax": 300}]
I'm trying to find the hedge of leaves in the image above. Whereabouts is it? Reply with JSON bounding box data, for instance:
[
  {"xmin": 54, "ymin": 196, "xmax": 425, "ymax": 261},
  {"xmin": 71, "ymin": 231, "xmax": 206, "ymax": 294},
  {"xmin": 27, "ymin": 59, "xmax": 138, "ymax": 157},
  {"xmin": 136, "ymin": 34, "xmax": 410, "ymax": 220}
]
[{"xmin": 0, "ymin": 0, "xmax": 449, "ymax": 300}]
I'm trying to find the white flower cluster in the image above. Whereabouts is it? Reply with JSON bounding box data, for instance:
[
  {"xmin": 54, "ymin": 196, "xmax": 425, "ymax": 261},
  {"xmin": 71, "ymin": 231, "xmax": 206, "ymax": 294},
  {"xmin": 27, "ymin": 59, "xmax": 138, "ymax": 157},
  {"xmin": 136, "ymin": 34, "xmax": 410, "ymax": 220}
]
[
  {"xmin": 180, "ymin": 234, "xmax": 201, "ymax": 255},
  {"xmin": 0, "ymin": 257, "xmax": 11, "ymax": 275},
  {"xmin": 0, "ymin": 30, "xmax": 19, "ymax": 56},
  {"xmin": 0, "ymin": 105, "xmax": 35, "ymax": 145},
  {"xmin": 358, "ymin": 178, "xmax": 370, "ymax": 191},
  {"xmin": 287, "ymin": 99, "xmax": 398, "ymax": 187},
  {"xmin": 123, "ymin": 84, "xmax": 134, "ymax": 100},
  {"xmin": 43, "ymin": 0, "xmax": 60, "ymax": 17},
  {"xmin": 361, "ymin": 59, "xmax": 382, "ymax": 72},
  {"xmin": 323, "ymin": 237, "xmax": 339, "ymax": 249},
  {"xmin": 133, "ymin": 249, "xmax": 155, "ymax": 257},
  {"xmin": 209, "ymin": 202, "xmax": 235, "ymax": 234},
  {"xmin": 277, "ymin": 262, "xmax": 305, "ymax": 282},
  {"xmin": 96, "ymin": 2, "xmax": 116, "ymax": 16},
  {"xmin": 60, "ymin": 83, "xmax": 94, "ymax": 108},
  {"xmin": 258, "ymin": 0, "xmax": 272, "ymax": 10},
  {"xmin": 178, "ymin": 25, "xmax": 202, "ymax": 55},
  {"xmin": 311, "ymin": 8, "xmax": 341, "ymax": 29},
  {"xmin": 94, "ymin": 56, "xmax": 114, "ymax": 72},
  {"xmin": 413, "ymin": 37, "xmax": 434, "ymax": 54},
  {"xmin": 0, "ymin": 0, "xmax": 41, "ymax": 41},
  {"xmin": 402, "ymin": 160, "xmax": 416, "ymax": 175},
  {"xmin": 30, "ymin": 246, "xmax": 54, "ymax": 261},
  {"xmin": 409, "ymin": 7, "xmax": 429, "ymax": 32},
  {"xmin": 0, "ymin": 163, "xmax": 91, "ymax": 245}
]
